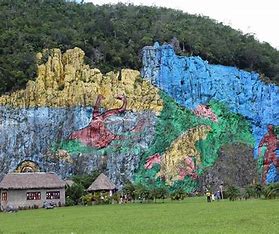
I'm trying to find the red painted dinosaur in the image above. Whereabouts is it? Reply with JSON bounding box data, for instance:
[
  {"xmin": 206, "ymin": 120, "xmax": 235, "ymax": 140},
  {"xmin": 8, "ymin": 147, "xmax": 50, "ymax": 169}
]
[{"xmin": 69, "ymin": 94, "xmax": 127, "ymax": 148}]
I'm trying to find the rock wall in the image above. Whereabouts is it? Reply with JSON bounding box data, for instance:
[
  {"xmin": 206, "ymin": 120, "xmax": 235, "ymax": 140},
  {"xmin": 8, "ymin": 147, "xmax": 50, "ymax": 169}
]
[
  {"xmin": 141, "ymin": 43, "xmax": 279, "ymax": 184},
  {"xmin": 0, "ymin": 45, "xmax": 278, "ymax": 190},
  {"xmin": 200, "ymin": 143, "xmax": 258, "ymax": 192},
  {"xmin": 0, "ymin": 48, "xmax": 161, "ymax": 186},
  {"xmin": 0, "ymin": 48, "xmax": 162, "ymax": 112}
]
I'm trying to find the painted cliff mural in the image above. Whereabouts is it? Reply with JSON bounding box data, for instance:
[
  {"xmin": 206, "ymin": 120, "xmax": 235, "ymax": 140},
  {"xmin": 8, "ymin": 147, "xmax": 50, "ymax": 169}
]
[
  {"xmin": 0, "ymin": 44, "xmax": 278, "ymax": 191},
  {"xmin": 140, "ymin": 43, "xmax": 279, "ymax": 187}
]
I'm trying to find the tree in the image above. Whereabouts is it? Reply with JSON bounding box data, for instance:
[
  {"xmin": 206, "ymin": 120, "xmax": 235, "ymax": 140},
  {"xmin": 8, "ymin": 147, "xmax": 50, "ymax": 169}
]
[
  {"xmin": 154, "ymin": 187, "xmax": 168, "ymax": 203},
  {"xmin": 71, "ymin": 170, "xmax": 101, "ymax": 189},
  {"xmin": 66, "ymin": 183, "xmax": 84, "ymax": 205},
  {"xmin": 122, "ymin": 180, "xmax": 136, "ymax": 201},
  {"xmin": 0, "ymin": 0, "xmax": 278, "ymax": 95},
  {"xmin": 170, "ymin": 188, "xmax": 186, "ymax": 200},
  {"xmin": 134, "ymin": 184, "xmax": 150, "ymax": 202}
]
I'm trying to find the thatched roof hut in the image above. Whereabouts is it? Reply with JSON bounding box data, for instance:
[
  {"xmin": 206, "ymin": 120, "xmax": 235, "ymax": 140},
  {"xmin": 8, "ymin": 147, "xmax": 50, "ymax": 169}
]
[
  {"xmin": 0, "ymin": 172, "xmax": 65, "ymax": 190},
  {"xmin": 0, "ymin": 172, "xmax": 66, "ymax": 210},
  {"xmin": 87, "ymin": 173, "xmax": 116, "ymax": 192}
]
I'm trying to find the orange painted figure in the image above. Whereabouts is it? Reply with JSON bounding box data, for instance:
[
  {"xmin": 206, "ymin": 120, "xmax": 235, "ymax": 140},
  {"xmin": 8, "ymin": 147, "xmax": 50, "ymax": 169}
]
[
  {"xmin": 69, "ymin": 94, "xmax": 127, "ymax": 148},
  {"xmin": 258, "ymin": 125, "xmax": 279, "ymax": 184}
]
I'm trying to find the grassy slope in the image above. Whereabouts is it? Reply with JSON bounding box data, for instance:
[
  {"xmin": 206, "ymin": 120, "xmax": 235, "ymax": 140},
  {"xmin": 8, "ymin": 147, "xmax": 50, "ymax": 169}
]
[{"xmin": 0, "ymin": 198, "xmax": 278, "ymax": 234}]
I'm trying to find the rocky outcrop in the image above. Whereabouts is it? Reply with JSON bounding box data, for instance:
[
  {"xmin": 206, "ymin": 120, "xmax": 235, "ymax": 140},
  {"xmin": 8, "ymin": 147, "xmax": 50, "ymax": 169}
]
[
  {"xmin": 0, "ymin": 48, "xmax": 161, "ymax": 186},
  {"xmin": 0, "ymin": 48, "xmax": 163, "ymax": 113},
  {"xmin": 199, "ymin": 143, "xmax": 258, "ymax": 191},
  {"xmin": 0, "ymin": 44, "xmax": 277, "ymax": 189},
  {"xmin": 141, "ymin": 43, "xmax": 278, "ymax": 184},
  {"xmin": 141, "ymin": 43, "xmax": 279, "ymax": 152}
]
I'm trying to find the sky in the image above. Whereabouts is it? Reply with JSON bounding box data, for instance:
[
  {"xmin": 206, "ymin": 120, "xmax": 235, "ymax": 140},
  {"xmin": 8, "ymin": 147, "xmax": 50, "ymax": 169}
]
[{"xmin": 83, "ymin": 0, "xmax": 279, "ymax": 49}]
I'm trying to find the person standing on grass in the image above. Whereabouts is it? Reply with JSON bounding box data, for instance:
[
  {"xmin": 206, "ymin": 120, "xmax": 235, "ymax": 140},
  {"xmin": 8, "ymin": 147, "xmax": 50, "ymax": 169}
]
[
  {"xmin": 206, "ymin": 190, "xmax": 211, "ymax": 202},
  {"xmin": 211, "ymin": 193, "xmax": 215, "ymax": 201},
  {"xmin": 216, "ymin": 191, "xmax": 221, "ymax": 200}
]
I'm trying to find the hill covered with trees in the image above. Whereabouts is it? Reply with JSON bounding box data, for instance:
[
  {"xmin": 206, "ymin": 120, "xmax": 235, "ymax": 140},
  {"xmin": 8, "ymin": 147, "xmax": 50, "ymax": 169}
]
[{"xmin": 0, "ymin": 0, "xmax": 278, "ymax": 94}]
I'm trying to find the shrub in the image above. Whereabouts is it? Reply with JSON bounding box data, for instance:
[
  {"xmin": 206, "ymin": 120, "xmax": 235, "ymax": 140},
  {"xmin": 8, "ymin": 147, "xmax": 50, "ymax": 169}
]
[
  {"xmin": 122, "ymin": 181, "xmax": 136, "ymax": 201},
  {"xmin": 65, "ymin": 197, "xmax": 75, "ymax": 206},
  {"xmin": 226, "ymin": 186, "xmax": 240, "ymax": 201},
  {"xmin": 111, "ymin": 192, "xmax": 120, "ymax": 204},
  {"xmin": 65, "ymin": 183, "xmax": 85, "ymax": 205},
  {"xmin": 149, "ymin": 187, "xmax": 169, "ymax": 202},
  {"xmin": 254, "ymin": 184, "xmax": 263, "ymax": 198},
  {"xmin": 263, "ymin": 183, "xmax": 279, "ymax": 199},
  {"xmin": 243, "ymin": 185, "xmax": 257, "ymax": 199},
  {"xmin": 134, "ymin": 184, "xmax": 150, "ymax": 202},
  {"xmin": 81, "ymin": 194, "xmax": 94, "ymax": 206},
  {"xmin": 170, "ymin": 189, "xmax": 186, "ymax": 200}
]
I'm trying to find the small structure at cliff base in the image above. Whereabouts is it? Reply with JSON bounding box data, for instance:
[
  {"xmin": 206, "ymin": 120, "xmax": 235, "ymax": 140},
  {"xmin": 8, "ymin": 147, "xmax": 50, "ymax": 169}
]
[
  {"xmin": 87, "ymin": 173, "xmax": 116, "ymax": 195},
  {"xmin": 0, "ymin": 172, "xmax": 66, "ymax": 211}
]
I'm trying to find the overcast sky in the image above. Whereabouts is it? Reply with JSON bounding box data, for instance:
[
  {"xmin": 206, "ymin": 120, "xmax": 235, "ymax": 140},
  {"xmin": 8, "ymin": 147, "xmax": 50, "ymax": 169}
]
[{"xmin": 84, "ymin": 0, "xmax": 279, "ymax": 49}]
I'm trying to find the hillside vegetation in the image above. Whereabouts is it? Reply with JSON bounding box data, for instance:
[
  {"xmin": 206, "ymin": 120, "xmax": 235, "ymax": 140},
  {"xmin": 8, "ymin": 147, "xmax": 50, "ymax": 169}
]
[{"xmin": 0, "ymin": 0, "xmax": 278, "ymax": 94}]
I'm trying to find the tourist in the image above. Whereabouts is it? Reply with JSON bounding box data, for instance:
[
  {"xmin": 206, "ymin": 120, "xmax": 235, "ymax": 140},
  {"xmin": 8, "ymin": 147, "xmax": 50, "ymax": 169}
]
[
  {"xmin": 206, "ymin": 190, "xmax": 211, "ymax": 202},
  {"xmin": 216, "ymin": 191, "xmax": 221, "ymax": 200},
  {"xmin": 211, "ymin": 193, "xmax": 215, "ymax": 201}
]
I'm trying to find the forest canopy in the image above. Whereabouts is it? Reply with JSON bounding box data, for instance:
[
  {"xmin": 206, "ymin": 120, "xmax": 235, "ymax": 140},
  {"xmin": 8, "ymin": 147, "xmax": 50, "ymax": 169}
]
[{"xmin": 0, "ymin": 0, "xmax": 278, "ymax": 94}]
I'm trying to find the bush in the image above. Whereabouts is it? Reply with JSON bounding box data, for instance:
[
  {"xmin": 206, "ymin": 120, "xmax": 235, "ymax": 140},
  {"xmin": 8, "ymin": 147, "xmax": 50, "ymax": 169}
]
[
  {"xmin": 243, "ymin": 185, "xmax": 257, "ymax": 199},
  {"xmin": 111, "ymin": 192, "xmax": 120, "ymax": 204},
  {"xmin": 91, "ymin": 192, "xmax": 101, "ymax": 204},
  {"xmin": 65, "ymin": 183, "xmax": 85, "ymax": 205},
  {"xmin": 170, "ymin": 189, "xmax": 186, "ymax": 200},
  {"xmin": 149, "ymin": 187, "xmax": 168, "ymax": 202},
  {"xmin": 81, "ymin": 192, "xmax": 113, "ymax": 205},
  {"xmin": 226, "ymin": 186, "xmax": 240, "ymax": 201},
  {"xmin": 122, "ymin": 181, "xmax": 136, "ymax": 201},
  {"xmin": 263, "ymin": 183, "xmax": 279, "ymax": 199},
  {"xmin": 65, "ymin": 197, "xmax": 75, "ymax": 206},
  {"xmin": 81, "ymin": 194, "xmax": 94, "ymax": 206},
  {"xmin": 254, "ymin": 184, "xmax": 263, "ymax": 198},
  {"xmin": 134, "ymin": 184, "xmax": 150, "ymax": 202}
]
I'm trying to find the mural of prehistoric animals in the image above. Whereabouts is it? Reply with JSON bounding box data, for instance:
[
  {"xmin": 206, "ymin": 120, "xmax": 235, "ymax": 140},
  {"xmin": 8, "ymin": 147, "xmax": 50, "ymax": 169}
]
[{"xmin": 0, "ymin": 44, "xmax": 278, "ymax": 191}]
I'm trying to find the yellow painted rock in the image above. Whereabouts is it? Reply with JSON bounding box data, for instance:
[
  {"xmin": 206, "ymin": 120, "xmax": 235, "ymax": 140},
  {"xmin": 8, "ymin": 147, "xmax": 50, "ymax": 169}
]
[
  {"xmin": 157, "ymin": 125, "xmax": 212, "ymax": 185},
  {"xmin": 0, "ymin": 47, "xmax": 163, "ymax": 113}
]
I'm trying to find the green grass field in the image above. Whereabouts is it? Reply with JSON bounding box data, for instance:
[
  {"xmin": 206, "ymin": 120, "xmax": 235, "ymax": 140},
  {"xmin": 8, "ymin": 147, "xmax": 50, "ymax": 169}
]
[{"xmin": 0, "ymin": 198, "xmax": 278, "ymax": 234}]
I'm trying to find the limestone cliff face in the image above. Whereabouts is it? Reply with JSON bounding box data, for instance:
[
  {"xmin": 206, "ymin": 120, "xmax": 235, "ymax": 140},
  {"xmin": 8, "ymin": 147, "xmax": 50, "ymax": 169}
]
[
  {"xmin": 141, "ymin": 43, "xmax": 279, "ymax": 155},
  {"xmin": 199, "ymin": 143, "xmax": 258, "ymax": 191},
  {"xmin": 141, "ymin": 43, "xmax": 279, "ymax": 184},
  {"xmin": 0, "ymin": 45, "xmax": 277, "ymax": 189},
  {"xmin": 0, "ymin": 47, "xmax": 163, "ymax": 113},
  {"xmin": 0, "ymin": 48, "xmax": 161, "ymax": 186}
]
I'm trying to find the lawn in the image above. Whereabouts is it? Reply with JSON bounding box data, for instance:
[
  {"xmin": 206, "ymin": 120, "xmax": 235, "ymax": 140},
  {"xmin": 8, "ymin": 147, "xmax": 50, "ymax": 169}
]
[{"xmin": 0, "ymin": 197, "xmax": 278, "ymax": 234}]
